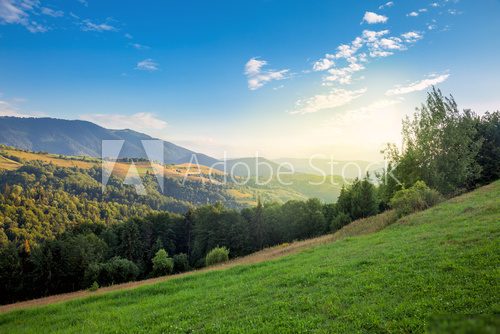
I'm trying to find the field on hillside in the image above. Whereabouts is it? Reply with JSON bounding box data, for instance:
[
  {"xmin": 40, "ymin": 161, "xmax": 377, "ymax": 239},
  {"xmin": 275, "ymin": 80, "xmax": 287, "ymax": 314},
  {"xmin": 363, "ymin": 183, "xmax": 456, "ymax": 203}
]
[
  {"xmin": 0, "ymin": 147, "xmax": 331, "ymax": 204},
  {"xmin": 0, "ymin": 155, "xmax": 20, "ymax": 170},
  {"xmin": 1, "ymin": 181, "xmax": 498, "ymax": 333}
]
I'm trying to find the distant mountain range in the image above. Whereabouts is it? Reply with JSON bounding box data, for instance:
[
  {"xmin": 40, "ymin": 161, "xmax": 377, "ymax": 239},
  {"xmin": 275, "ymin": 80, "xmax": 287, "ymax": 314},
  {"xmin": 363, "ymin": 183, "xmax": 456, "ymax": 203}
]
[
  {"xmin": 0, "ymin": 117, "xmax": 217, "ymax": 166},
  {"xmin": 273, "ymin": 158, "xmax": 384, "ymax": 179},
  {"xmin": 0, "ymin": 116, "xmax": 379, "ymax": 182}
]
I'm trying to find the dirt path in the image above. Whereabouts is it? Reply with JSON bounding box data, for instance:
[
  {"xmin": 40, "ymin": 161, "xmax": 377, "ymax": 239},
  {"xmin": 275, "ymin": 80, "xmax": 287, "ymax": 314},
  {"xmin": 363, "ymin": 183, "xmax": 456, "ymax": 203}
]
[{"xmin": 0, "ymin": 233, "xmax": 336, "ymax": 314}]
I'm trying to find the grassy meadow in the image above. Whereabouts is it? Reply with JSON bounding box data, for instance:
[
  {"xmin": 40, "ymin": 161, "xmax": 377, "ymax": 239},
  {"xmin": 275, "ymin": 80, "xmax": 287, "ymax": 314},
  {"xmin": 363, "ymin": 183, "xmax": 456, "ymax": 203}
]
[{"xmin": 0, "ymin": 180, "xmax": 498, "ymax": 333}]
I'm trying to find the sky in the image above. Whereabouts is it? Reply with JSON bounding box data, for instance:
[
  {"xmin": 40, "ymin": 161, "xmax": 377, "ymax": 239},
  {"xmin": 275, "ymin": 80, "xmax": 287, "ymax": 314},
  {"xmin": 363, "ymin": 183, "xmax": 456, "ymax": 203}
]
[{"xmin": 0, "ymin": 0, "xmax": 499, "ymax": 161}]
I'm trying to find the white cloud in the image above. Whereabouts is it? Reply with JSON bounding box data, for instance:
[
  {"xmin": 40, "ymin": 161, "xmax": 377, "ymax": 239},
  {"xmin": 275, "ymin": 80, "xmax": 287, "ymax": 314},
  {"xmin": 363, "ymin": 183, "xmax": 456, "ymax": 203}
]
[
  {"xmin": 80, "ymin": 112, "xmax": 168, "ymax": 132},
  {"xmin": 136, "ymin": 58, "xmax": 159, "ymax": 71},
  {"xmin": 291, "ymin": 88, "xmax": 366, "ymax": 115},
  {"xmin": 81, "ymin": 19, "xmax": 117, "ymax": 32},
  {"xmin": 0, "ymin": 0, "xmax": 48, "ymax": 32},
  {"xmin": 244, "ymin": 58, "xmax": 289, "ymax": 90},
  {"xmin": 385, "ymin": 73, "xmax": 450, "ymax": 96},
  {"xmin": 419, "ymin": 8, "xmax": 428, "ymax": 13},
  {"xmin": 245, "ymin": 58, "xmax": 265, "ymax": 76},
  {"xmin": 0, "ymin": 0, "xmax": 25, "ymax": 24},
  {"xmin": 362, "ymin": 29, "xmax": 390, "ymax": 42},
  {"xmin": 401, "ymin": 31, "xmax": 423, "ymax": 43},
  {"xmin": 378, "ymin": 1, "xmax": 394, "ymax": 10},
  {"xmin": 312, "ymin": 29, "xmax": 424, "ymax": 84},
  {"xmin": 77, "ymin": 0, "xmax": 88, "ymax": 6},
  {"xmin": 363, "ymin": 11, "xmax": 388, "ymax": 24},
  {"xmin": 378, "ymin": 37, "xmax": 404, "ymax": 50},
  {"xmin": 130, "ymin": 43, "xmax": 150, "ymax": 50},
  {"xmin": 313, "ymin": 57, "xmax": 335, "ymax": 71},
  {"xmin": 324, "ymin": 58, "xmax": 365, "ymax": 84},
  {"xmin": 407, "ymin": 11, "xmax": 419, "ymax": 17},
  {"xmin": 124, "ymin": 33, "xmax": 133, "ymax": 39},
  {"xmin": 41, "ymin": 7, "xmax": 63, "ymax": 18}
]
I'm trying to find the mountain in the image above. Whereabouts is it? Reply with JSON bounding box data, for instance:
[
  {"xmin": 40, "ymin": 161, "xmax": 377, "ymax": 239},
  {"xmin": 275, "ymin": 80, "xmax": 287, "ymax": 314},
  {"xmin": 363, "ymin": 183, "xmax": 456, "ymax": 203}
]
[
  {"xmin": 0, "ymin": 117, "xmax": 218, "ymax": 166},
  {"xmin": 273, "ymin": 158, "xmax": 385, "ymax": 179},
  {"xmin": 219, "ymin": 157, "xmax": 291, "ymax": 177}
]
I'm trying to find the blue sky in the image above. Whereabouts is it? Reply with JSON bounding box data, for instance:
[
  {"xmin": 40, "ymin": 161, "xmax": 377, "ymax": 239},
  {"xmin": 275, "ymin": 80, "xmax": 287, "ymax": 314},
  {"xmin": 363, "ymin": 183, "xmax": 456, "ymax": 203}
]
[{"xmin": 0, "ymin": 0, "xmax": 499, "ymax": 160}]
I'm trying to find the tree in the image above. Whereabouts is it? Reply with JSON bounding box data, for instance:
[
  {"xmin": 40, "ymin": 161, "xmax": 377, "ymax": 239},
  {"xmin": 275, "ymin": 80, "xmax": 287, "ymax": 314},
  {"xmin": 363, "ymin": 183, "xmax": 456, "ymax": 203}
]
[
  {"xmin": 330, "ymin": 212, "xmax": 351, "ymax": 232},
  {"xmin": 251, "ymin": 197, "xmax": 264, "ymax": 250},
  {"xmin": 335, "ymin": 177, "xmax": 378, "ymax": 221},
  {"xmin": 0, "ymin": 244, "xmax": 22, "ymax": 303},
  {"xmin": 475, "ymin": 111, "xmax": 500, "ymax": 184},
  {"xmin": 393, "ymin": 88, "xmax": 481, "ymax": 195},
  {"xmin": 152, "ymin": 249, "xmax": 174, "ymax": 277},
  {"xmin": 98, "ymin": 257, "xmax": 140, "ymax": 285},
  {"xmin": 173, "ymin": 253, "xmax": 190, "ymax": 273}
]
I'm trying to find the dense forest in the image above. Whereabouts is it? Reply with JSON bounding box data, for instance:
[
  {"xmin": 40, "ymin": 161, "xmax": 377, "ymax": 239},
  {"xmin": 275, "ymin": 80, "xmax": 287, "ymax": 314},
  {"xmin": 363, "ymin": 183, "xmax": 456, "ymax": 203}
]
[{"xmin": 0, "ymin": 89, "xmax": 499, "ymax": 304}]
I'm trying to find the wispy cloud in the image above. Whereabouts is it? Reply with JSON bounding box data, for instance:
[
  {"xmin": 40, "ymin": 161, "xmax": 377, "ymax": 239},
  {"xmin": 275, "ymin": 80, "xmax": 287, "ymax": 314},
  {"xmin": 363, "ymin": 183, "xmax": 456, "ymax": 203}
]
[
  {"xmin": 385, "ymin": 73, "xmax": 450, "ymax": 96},
  {"xmin": 0, "ymin": 0, "xmax": 48, "ymax": 32},
  {"xmin": 130, "ymin": 43, "xmax": 150, "ymax": 50},
  {"xmin": 362, "ymin": 11, "xmax": 388, "ymax": 24},
  {"xmin": 136, "ymin": 58, "xmax": 159, "ymax": 71},
  {"xmin": 0, "ymin": 99, "xmax": 45, "ymax": 117},
  {"xmin": 407, "ymin": 11, "xmax": 419, "ymax": 17},
  {"xmin": 244, "ymin": 58, "xmax": 289, "ymax": 90},
  {"xmin": 80, "ymin": 112, "xmax": 168, "ymax": 132},
  {"xmin": 77, "ymin": 0, "xmax": 88, "ymax": 6},
  {"xmin": 291, "ymin": 88, "xmax": 366, "ymax": 115},
  {"xmin": 41, "ymin": 7, "xmax": 64, "ymax": 18},
  {"xmin": 81, "ymin": 19, "xmax": 117, "ymax": 32},
  {"xmin": 378, "ymin": 2, "xmax": 394, "ymax": 10}
]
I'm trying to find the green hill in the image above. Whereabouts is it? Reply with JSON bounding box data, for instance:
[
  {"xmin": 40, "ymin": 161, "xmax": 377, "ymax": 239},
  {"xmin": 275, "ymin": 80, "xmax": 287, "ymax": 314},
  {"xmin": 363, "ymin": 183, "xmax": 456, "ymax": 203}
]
[{"xmin": 1, "ymin": 181, "xmax": 498, "ymax": 333}]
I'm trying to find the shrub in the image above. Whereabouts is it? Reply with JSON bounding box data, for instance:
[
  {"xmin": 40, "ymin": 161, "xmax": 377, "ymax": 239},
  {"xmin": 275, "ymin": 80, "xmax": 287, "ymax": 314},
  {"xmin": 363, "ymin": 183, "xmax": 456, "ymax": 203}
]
[
  {"xmin": 173, "ymin": 253, "xmax": 189, "ymax": 273},
  {"xmin": 390, "ymin": 181, "xmax": 442, "ymax": 217},
  {"xmin": 88, "ymin": 281, "xmax": 99, "ymax": 292},
  {"xmin": 205, "ymin": 246, "xmax": 229, "ymax": 266},
  {"xmin": 330, "ymin": 212, "xmax": 351, "ymax": 231},
  {"xmin": 99, "ymin": 257, "xmax": 140, "ymax": 285},
  {"xmin": 152, "ymin": 249, "xmax": 174, "ymax": 277}
]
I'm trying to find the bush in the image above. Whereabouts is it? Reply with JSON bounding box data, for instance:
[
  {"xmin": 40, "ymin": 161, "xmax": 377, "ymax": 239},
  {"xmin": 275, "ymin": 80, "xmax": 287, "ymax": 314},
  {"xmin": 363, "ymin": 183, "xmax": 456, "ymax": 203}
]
[
  {"xmin": 390, "ymin": 181, "xmax": 442, "ymax": 217},
  {"xmin": 98, "ymin": 257, "xmax": 140, "ymax": 285},
  {"xmin": 205, "ymin": 246, "xmax": 229, "ymax": 266},
  {"xmin": 330, "ymin": 212, "xmax": 351, "ymax": 231},
  {"xmin": 152, "ymin": 249, "xmax": 174, "ymax": 277},
  {"xmin": 88, "ymin": 281, "xmax": 99, "ymax": 292},
  {"xmin": 173, "ymin": 253, "xmax": 189, "ymax": 273}
]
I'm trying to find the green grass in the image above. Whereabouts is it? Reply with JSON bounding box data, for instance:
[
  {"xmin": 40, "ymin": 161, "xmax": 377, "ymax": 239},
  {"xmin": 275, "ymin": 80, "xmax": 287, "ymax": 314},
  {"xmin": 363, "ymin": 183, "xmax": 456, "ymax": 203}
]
[{"xmin": 1, "ymin": 181, "xmax": 499, "ymax": 333}]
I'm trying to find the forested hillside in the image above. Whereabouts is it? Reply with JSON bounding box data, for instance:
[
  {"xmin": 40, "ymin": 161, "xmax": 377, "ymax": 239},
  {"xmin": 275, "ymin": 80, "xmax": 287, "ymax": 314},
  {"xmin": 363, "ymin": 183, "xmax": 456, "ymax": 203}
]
[
  {"xmin": 1, "ymin": 179, "xmax": 498, "ymax": 332},
  {"xmin": 0, "ymin": 89, "xmax": 498, "ymax": 306}
]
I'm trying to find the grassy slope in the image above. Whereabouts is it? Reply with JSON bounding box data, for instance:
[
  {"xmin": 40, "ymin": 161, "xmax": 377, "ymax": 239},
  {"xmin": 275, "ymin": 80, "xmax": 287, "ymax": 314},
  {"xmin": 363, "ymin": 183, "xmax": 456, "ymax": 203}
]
[
  {"xmin": 0, "ymin": 155, "xmax": 20, "ymax": 170},
  {"xmin": 1, "ymin": 183, "xmax": 499, "ymax": 333}
]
